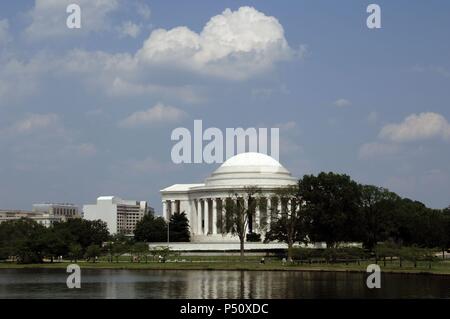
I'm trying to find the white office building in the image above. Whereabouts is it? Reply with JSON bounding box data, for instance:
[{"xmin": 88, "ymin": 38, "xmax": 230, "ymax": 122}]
[{"xmin": 83, "ymin": 196, "xmax": 150, "ymax": 235}]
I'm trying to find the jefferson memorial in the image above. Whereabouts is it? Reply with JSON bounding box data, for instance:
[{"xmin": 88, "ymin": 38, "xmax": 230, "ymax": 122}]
[{"xmin": 160, "ymin": 152, "xmax": 297, "ymax": 243}]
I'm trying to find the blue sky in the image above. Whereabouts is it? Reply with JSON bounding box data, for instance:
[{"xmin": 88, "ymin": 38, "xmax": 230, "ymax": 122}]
[{"xmin": 1, "ymin": 1, "xmax": 450, "ymax": 212}]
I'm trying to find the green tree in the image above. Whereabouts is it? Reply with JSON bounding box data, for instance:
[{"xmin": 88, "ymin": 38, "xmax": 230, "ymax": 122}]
[
  {"xmin": 134, "ymin": 213, "xmax": 167, "ymax": 242},
  {"xmin": 399, "ymin": 246, "xmax": 423, "ymax": 268},
  {"xmin": 169, "ymin": 212, "xmax": 190, "ymax": 242},
  {"xmin": 0, "ymin": 218, "xmax": 47, "ymax": 263},
  {"xmin": 265, "ymin": 183, "xmax": 309, "ymax": 261},
  {"xmin": 223, "ymin": 186, "xmax": 261, "ymax": 261},
  {"xmin": 40, "ymin": 226, "xmax": 73, "ymax": 262},
  {"xmin": 132, "ymin": 242, "xmax": 149, "ymax": 263},
  {"xmin": 301, "ymin": 172, "xmax": 362, "ymax": 248},
  {"xmin": 391, "ymin": 199, "xmax": 428, "ymax": 246},
  {"xmin": 443, "ymin": 210, "xmax": 450, "ymax": 258},
  {"xmin": 359, "ymin": 185, "xmax": 400, "ymax": 250},
  {"xmin": 68, "ymin": 244, "xmax": 83, "ymax": 262},
  {"xmin": 113, "ymin": 242, "xmax": 128, "ymax": 263},
  {"xmin": 154, "ymin": 246, "xmax": 171, "ymax": 261},
  {"xmin": 52, "ymin": 219, "xmax": 109, "ymax": 253},
  {"xmin": 103, "ymin": 234, "xmax": 130, "ymax": 262},
  {"xmin": 85, "ymin": 244, "xmax": 101, "ymax": 263},
  {"xmin": 374, "ymin": 241, "xmax": 400, "ymax": 266},
  {"xmin": 104, "ymin": 241, "xmax": 114, "ymax": 262}
]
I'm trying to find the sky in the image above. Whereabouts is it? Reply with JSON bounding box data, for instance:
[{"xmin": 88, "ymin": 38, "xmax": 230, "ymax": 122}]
[{"xmin": 1, "ymin": 1, "xmax": 450, "ymax": 212}]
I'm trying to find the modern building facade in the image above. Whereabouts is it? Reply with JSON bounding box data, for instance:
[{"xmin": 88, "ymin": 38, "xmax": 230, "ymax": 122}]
[
  {"xmin": 83, "ymin": 196, "xmax": 151, "ymax": 235},
  {"xmin": 32, "ymin": 203, "xmax": 80, "ymax": 219},
  {"xmin": 160, "ymin": 152, "xmax": 298, "ymax": 242}
]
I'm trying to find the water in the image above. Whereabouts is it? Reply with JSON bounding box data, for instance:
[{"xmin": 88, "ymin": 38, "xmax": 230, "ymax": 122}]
[{"xmin": 0, "ymin": 269, "xmax": 449, "ymax": 299}]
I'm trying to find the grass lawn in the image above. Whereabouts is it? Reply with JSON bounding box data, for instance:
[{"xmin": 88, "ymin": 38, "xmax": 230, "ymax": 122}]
[{"xmin": 1, "ymin": 258, "xmax": 449, "ymax": 275}]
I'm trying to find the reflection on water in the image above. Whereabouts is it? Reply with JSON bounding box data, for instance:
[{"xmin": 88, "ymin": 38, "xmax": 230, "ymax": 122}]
[{"xmin": 0, "ymin": 269, "xmax": 449, "ymax": 299}]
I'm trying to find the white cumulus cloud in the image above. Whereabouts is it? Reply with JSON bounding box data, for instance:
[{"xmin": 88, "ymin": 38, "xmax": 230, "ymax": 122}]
[
  {"xmin": 1, "ymin": 6, "xmax": 295, "ymax": 107},
  {"xmin": 379, "ymin": 112, "xmax": 450, "ymax": 143},
  {"xmin": 136, "ymin": 6, "xmax": 294, "ymax": 80},
  {"xmin": 119, "ymin": 103, "xmax": 187, "ymax": 128}
]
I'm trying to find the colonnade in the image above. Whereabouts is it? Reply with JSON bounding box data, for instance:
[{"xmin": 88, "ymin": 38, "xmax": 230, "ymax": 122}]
[{"xmin": 163, "ymin": 195, "xmax": 295, "ymax": 236}]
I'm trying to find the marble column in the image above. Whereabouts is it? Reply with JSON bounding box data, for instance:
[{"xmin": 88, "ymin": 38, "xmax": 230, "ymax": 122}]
[
  {"xmin": 244, "ymin": 197, "xmax": 249, "ymax": 234},
  {"xmin": 277, "ymin": 198, "xmax": 282, "ymax": 217},
  {"xmin": 162, "ymin": 201, "xmax": 167, "ymax": 221},
  {"xmin": 267, "ymin": 197, "xmax": 272, "ymax": 230},
  {"xmin": 255, "ymin": 200, "xmax": 260, "ymax": 233},
  {"xmin": 287, "ymin": 199, "xmax": 292, "ymax": 217},
  {"xmin": 221, "ymin": 198, "xmax": 226, "ymax": 234},
  {"xmin": 204, "ymin": 198, "xmax": 209, "ymax": 235},
  {"xmin": 196, "ymin": 199, "xmax": 202, "ymax": 235},
  {"xmin": 212, "ymin": 198, "xmax": 218, "ymax": 235},
  {"xmin": 168, "ymin": 200, "xmax": 174, "ymax": 219}
]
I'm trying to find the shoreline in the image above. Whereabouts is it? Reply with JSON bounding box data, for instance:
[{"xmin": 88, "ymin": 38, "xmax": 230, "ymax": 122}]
[{"xmin": 1, "ymin": 261, "xmax": 449, "ymax": 276}]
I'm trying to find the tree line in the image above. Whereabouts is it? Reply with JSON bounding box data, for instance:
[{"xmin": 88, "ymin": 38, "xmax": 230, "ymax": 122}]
[
  {"xmin": 262, "ymin": 172, "xmax": 450, "ymax": 260},
  {"xmin": 0, "ymin": 211, "xmax": 190, "ymax": 264},
  {"xmin": 217, "ymin": 172, "xmax": 449, "ymax": 261},
  {"xmin": 0, "ymin": 218, "xmax": 109, "ymax": 263}
]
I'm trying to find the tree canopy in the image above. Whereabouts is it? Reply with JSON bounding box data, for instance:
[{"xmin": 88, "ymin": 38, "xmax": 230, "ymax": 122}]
[
  {"xmin": 0, "ymin": 218, "xmax": 109, "ymax": 263},
  {"xmin": 266, "ymin": 172, "xmax": 450, "ymax": 252},
  {"xmin": 134, "ymin": 213, "xmax": 167, "ymax": 242},
  {"xmin": 300, "ymin": 172, "xmax": 362, "ymax": 248},
  {"xmin": 169, "ymin": 212, "xmax": 190, "ymax": 242}
]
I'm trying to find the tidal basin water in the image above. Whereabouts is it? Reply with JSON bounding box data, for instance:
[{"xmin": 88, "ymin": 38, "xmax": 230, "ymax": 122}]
[{"xmin": 0, "ymin": 269, "xmax": 449, "ymax": 299}]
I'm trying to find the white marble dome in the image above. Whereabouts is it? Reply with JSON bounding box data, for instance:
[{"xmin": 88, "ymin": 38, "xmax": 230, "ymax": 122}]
[
  {"xmin": 220, "ymin": 152, "xmax": 283, "ymax": 169},
  {"xmin": 204, "ymin": 152, "xmax": 297, "ymax": 188}
]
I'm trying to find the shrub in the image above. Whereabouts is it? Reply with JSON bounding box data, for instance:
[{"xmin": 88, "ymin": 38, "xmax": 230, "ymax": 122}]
[
  {"xmin": 291, "ymin": 247, "xmax": 368, "ymax": 262},
  {"xmin": 246, "ymin": 232, "xmax": 261, "ymax": 242}
]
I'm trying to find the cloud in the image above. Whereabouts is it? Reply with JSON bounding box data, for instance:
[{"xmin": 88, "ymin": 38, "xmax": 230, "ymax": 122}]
[
  {"xmin": 24, "ymin": 0, "xmax": 120, "ymax": 39},
  {"xmin": 119, "ymin": 103, "xmax": 187, "ymax": 128},
  {"xmin": 276, "ymin": 121, "xmax": 297, "ymax": 131},
  {"xmin": 412, "ymin": 65, "xmax": 450, "ymax": 78},
  {"xmin": 333, "ymin": 98, "xmax": 351, "ymax": 108},
  {"xmin": 0, "ymin": 48, "xmax": 204, "ymax": 106},
  {"xmin": 10, "ymin": 113, "xmax": 60, "ymax": 134},
  {"xmin": 358, "ymin": 142, "xmax": 400, "ymax": 159},
  {"xmin": 117, "ymin": 21, "xmax": 141, "ymax": 38},
  {"xmin": 108, "ymin": 77, "xmax": 203, "ymax": 103},
  {"xmin": 379, "ymin": 112, "xmax": 450, "ymax": 143},
  {"xmin": 367, "ymin": 111, "xmax": 378, "ymax": 125},
  {"xmin": 251, "ymin": 84, "xmax": 290, "ymax": 99},
  {"xmin": 358, "ymin": 112, "xmax": 450, "ymax": 161},
  {"xmin": 127, "ymin": 156, "xmax": 178, "ymax": 174},
  {"xmin": 66, "ymin": 143, "xmax": 97, "ymax": 157},
  {"xmin": 274, "ymin": 121, "xmax": 303, "ymax": 155},
  {"xmin": 136, "ymin": 6, "xmax": 294, "ymax": 80},
  {"xmin": 0, "ymin": 113, "xmax": 96, "ymax": 173},
  {"xmin": 0, "ymin": 19, "xmax": 11, "ymax": 45},
  {"xmin": 0, "ymin": 54, "xmax": 52, "ymax": 103},
  {"xmin": 136, "ymin": 3, "xmax": 151, "ymax": 20},
  {"xmin": 2, "ymin": 6, "xmax": 294, "ymax": 106}
]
